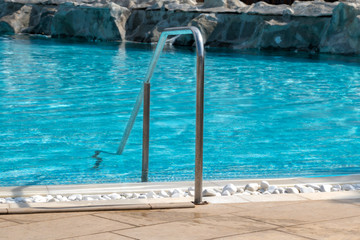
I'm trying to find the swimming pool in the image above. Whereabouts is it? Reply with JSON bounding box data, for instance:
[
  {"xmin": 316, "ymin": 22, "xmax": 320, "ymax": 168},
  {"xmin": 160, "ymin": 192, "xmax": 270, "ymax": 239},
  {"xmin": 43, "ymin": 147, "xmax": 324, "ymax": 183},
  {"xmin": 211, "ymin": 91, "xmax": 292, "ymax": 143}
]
[{"xmin": 1, "ymin": 35, "xmax": 360, "ymax": 186}]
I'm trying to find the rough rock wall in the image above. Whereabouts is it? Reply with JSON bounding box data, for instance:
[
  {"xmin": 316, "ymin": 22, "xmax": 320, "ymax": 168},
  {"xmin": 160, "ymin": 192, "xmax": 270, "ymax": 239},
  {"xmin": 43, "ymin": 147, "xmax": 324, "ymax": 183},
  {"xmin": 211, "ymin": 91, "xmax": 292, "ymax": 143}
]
[{"xmin": 1, "ymin": 0, "xmax": 360, "ymax": 54}]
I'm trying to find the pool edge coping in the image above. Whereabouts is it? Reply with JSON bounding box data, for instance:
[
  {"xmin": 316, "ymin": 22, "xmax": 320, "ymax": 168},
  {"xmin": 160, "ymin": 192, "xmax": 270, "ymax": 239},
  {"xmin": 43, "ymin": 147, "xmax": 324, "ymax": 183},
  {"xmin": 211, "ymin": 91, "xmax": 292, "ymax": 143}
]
[{"xmin": 1, "ymin": 174, "xmax": 359, "ymax": 198}]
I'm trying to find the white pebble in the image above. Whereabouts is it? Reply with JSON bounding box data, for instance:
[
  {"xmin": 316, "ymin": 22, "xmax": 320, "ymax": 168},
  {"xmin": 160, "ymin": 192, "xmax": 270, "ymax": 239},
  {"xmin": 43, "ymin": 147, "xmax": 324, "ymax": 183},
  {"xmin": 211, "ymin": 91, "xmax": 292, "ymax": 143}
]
[
  {"xmin": 285, "ymin": 187, "xmax": 299, "ymax": 194},
  {"xmin": 83, "ymin": 196, "xmax": 94, "ymax": 201},
  {"xmin": 14, "ymin": 197, "xmax": 25, "ymax": 203},
  {"xmin": 237, "ymin": 187, "xmax": 244, "ymax": 193},
  {"xmin": 263, "ymin": 191, "xmax": 271, "ymax": 195},
  {"xmin": 222, "ymin": 184, "xmax": 237, "ymax": 195},
  {"xmin": 171, "ymin": 189, "xmax": 184, "ymax": 197},
  {"xmin": 146, "ymin": 191, "xmax": 157, "ymax": 199},
  {"xmin": 221, "ymin": 190, "xmax": 231, "ymax": 196},
  {"xmin": 342, "ymin": 184, "xmax": 355, "ymax": 191},
  {"xmin": 108, "ymin": 193, "xmax": 121, "ymax": 200},
  {"xmin": 331, "ymin": 184, "xmax": 341, "ymax": 192},
  {"xmin": 268, "ymin": 185, "xmax": 277, "ymax": 194},
  {"xmin": 295, "ymin": 185, "xmax": 315, "ymax": 193},
  {"xmin": 306, "ymin": 184, "xmax": 321, "ymax": 190},
  {"xmin": 159, "ymin": 190, "xmax": 169, "ymax": 198},
  {"xmin": 171, "ymin": 193, "xmax": 182, "ymax": 198},
  {"xmin": 202, "ymin": 189, "xmax": 217, "ymax": 197},
  {"xmin": 0, "ymin": 198, "xmax": 6, "ymax": 204},
  {"xmin": 101, "ymin": 195, "xmax": 112, "ymax": 200},
  {"xmin": 188, "ymin": 186, "xmax": 195, "ymax": 192},
  {"xmin": 138, "ymin": 194, "xmax": 147, "ymax": 199},
  {"xmin": 260, "ymin": 181, "xmax": 270, "ymax": 190},
  {"xmin": 278, "ymin": 187, "xmax": 285, "ymax": 194},
  {"xmin": 131, "ymin": 193, "xmax": 139, "ymax": 199},
  {"xmin": 320, "ymin": 184, "xmax": 332, "ymax": 192},
  {"xmin": 5, "ymin": 198, "xmax": 15, "ymax": 204},
  {"xmin": 245, "ymin": 183, "xmax": 259, "ymax": 192}
]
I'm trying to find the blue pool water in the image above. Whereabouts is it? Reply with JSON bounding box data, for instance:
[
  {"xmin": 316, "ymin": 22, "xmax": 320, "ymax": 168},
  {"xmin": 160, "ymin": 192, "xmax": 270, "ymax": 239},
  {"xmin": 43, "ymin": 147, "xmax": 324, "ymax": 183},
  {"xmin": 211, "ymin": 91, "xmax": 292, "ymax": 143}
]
[{"xmin": 1, "ymin": 36, "xmax": 360, "ymax": 186}]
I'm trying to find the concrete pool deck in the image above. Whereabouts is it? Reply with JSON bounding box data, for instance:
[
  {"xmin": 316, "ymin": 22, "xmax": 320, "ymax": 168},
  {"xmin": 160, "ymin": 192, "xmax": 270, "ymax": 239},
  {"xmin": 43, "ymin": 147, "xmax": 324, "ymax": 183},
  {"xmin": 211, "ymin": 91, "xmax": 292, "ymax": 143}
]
[
  {"xmin": 0, "ymin": 175, "xmax": 359, "ymax": 239},
  {"xmin": 0, "ymin": 175, "xmax": 359, "ymax": 214},
  {"xmin": 0, "ymin": 198, "xmax": 359, "ymax": 240}
]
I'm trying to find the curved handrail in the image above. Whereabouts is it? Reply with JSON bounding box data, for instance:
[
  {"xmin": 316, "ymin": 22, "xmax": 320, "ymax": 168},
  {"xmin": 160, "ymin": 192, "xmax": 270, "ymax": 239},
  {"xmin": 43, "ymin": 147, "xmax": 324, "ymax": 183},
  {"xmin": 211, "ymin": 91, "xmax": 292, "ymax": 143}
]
[
  {"xmin": 116, "ymin": 27, "xmax": 204, "ymax": 157},
  {"xmin": 95, "ymin": 26, "xmax": 205, "ymax": 204}
]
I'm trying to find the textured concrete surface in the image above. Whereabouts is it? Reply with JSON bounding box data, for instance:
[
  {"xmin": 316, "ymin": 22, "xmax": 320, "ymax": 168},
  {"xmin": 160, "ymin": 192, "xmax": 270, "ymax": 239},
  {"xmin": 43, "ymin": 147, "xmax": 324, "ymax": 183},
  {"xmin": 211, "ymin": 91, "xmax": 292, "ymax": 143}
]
[{"xmin": 0, "ymin": 198, "xmax": 359, "ymax": 240}]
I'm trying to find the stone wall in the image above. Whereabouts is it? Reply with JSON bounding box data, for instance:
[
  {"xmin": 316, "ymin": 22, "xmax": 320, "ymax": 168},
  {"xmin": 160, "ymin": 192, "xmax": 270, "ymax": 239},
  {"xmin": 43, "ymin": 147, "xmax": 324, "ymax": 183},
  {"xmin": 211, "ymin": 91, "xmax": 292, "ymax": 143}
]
[{"xmin": 1, "ymin": 0, "xmax": 360, "ymax": 54}]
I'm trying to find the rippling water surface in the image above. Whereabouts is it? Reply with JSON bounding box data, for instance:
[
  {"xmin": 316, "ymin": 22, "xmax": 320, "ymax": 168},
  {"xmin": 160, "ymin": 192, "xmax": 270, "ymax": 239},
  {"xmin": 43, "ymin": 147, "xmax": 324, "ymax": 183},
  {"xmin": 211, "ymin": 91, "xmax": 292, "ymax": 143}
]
[{"xmin": 1, "ymin": 36, "xmax": 360, "ymax": 186}]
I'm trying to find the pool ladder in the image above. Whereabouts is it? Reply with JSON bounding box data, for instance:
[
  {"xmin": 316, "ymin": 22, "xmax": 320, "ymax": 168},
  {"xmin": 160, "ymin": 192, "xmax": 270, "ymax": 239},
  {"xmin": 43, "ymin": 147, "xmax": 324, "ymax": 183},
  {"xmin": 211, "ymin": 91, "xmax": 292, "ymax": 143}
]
[{"xmin": 99, "ymin": 27, "xmax": 205, "ymax": 205}]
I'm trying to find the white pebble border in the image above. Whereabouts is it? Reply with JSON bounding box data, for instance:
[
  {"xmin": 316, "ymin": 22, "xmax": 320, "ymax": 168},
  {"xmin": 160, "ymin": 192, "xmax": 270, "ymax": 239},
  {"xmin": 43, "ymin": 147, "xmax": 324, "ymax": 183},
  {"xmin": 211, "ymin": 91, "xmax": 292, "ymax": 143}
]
[{"xmin": 1, "ymin": 181, "xmax": 360, "ymax": 204}]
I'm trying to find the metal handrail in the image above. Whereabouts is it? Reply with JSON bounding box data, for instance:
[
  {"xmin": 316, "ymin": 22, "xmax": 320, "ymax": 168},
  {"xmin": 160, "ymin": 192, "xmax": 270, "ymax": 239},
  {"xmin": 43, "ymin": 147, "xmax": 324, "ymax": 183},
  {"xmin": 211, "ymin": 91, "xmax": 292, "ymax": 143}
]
[
  {"xmin": 98, "ymin": 26, "xmax": 205, "ymax": 204},
  {"xmin": 144, "ymin": 26, "xmax": 205, "ymax": 204}
]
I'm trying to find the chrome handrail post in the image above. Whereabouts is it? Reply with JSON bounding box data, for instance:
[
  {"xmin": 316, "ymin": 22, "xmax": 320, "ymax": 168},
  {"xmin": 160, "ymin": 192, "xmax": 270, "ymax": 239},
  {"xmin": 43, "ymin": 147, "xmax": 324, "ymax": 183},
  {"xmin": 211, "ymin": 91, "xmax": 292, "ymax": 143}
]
[{"xmin": 117, "ymin": 26, "xmax": 205, "ymax": 204}]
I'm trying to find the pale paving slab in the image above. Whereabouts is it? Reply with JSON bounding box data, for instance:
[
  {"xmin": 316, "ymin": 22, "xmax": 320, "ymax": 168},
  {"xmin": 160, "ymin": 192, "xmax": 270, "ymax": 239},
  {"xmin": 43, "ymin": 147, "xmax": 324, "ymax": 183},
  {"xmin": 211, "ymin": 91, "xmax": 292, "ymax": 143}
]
[
  {"xmin": 0, "ymin": 215, "xmax": 134, "ymax": 240},
  {"xmin": 203, "ymin": 195, "xmax": 249, "ymax": 204},
  {"xmin": 284, "ymin": 215, "xmax": 360, "ymax": 240},
  {"xmin": 94, "ymin": 208, "xmax": 204, "ymax": 227},
  {"xmin": 215, "ymin": 229, "xmax": 312, "ymax": 240},
  {"xmin": 183, "ymin": 213, "xmax": 278, "ymax": 232},
  {"xmin": 300, "ymin": 190, "xmax": 360, "ymax": 201},
  {"xmin": 232, "ymin": 200, "xmax": 360, "ymax": 227},
  {"xmin": 239, "ymin": 193, "xmax": 308, "ymax": 203},
  {"xmin": 114, "ymin": 220, "xmax": 262, "ymax": 240},
  {"xmin": 0, "ymin": 219, "xmax": 19, "ymax": 228},
  {"xmin": 0, "ymin": 211, "xmax": 89, "ymax": 224},
  {"xmin": 64, "ymin": 232, "xmax": 134, "ymax": 240}
]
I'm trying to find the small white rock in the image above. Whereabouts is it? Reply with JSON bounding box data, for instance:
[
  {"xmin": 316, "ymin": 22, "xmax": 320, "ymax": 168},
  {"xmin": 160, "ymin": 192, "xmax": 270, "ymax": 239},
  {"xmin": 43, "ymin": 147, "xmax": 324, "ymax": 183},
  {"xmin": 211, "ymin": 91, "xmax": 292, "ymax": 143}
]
[
  {"xmin": 68, "ymin": 195, "xmax": 79, "ymax": 201},
  {"xmin": 285, "ymin": 187, "xmax": 299, "ymax": 194},
  {"xmin": 101, "ymin": 195, "xmax": 111, "ymax": 200},
  {"xmin": 138, "ymin": 194, "xmax": 147, "ymax": 199},
  {"xmin": 171, "ymin": 193, "xmax": 182, "ymax": 198},
  {"xmin": 306, "ymin": 184, "xmax": 321, "ymax": 190},
  {"xmin": 245, "ymin": 183, "xmax": 259, "ymax": 192},
  {"xmin": 221, "ymin": 190, "xmax": 231, "ymax": 196},
  {"xmin": 108, "ymin": 193, "xmax": 121, "ymax": 200},
  {"xmin": 278, "ymin": 187, "xmax": 285, "ymax": 194},
  {"xmin": 171, "ymin": 189, "xmax": 184, "ymax": 197},
  {"xmin": 273, "ymin": 189, "xmax": 280, "ymax": 194},
  {"xmin": 262, "ymin": 191, "xmax": 271, "ymax": 195},
  {"xmin": 331, "ymin": 184, "xmax": 341, "ymax": 192},
  {"xmin": 0, "ymin": 198, "xmax": 6, "ymax": 204},
  {"xmin": 131, "ymin": 193, "xmax": 139, "ymax": 199},
  {"xmin": 268, "ymin": 185, "xmax": 277, "ymax": 194},
  {"xmin": 202, "ymin": 189, "xmax": 217, "ymax": 197},
  {"xmin": 222, "ymin": 184, "xmax": 237, "ymax": 195},
  {"xmin": 342, "ymin": 184, "xmax": 355, "ymax": 191},
  {"xmin": 300, "ymin": 187, "xmax": 315, "ymax": 193},
  {"xmin": 237, "ymin": 187, "xmax": 244, "ymax": 193},
  {"xmin": 124, "ymin": 193, "xmax": 132, "ymax": 199},
  {"xmin": 320, "ymin": 184, "xmax": 332, "ymax": 192},
  {"xmin": 159, "ymin": 190, "xmax": 169, "ymax": 198},
  {"xmin": 188, "ymin": 186, "xmax": 195, "ymax": 192},
  {"xmin": 260, "ymin": 181, "xmax": 270, "ymax": 190},
  {"xmin": 146, "ymin": 191, "xmax": 158, "ymax": 199},
  {"xmin": 14, "ymin": 197, "xmax": 25, "ymax": 203}
]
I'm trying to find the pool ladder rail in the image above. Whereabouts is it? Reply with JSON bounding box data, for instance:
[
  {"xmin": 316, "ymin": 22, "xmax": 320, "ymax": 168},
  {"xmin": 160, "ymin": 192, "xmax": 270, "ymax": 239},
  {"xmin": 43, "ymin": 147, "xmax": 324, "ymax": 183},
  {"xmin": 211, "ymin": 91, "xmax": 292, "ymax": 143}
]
[{"xmin": 93, "ymin": 26, "xmax": 205, "ymax": 205}]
